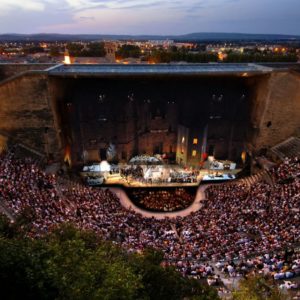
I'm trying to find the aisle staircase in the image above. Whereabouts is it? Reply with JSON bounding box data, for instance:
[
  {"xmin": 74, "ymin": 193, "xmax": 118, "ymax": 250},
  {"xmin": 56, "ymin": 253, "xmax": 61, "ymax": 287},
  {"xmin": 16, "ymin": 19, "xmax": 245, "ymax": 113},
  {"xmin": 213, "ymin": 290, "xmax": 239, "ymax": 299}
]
[
  {"xmin": 0, "ymin": 198, "xmax": 15, "ymax": 222},
  {"xmin": 238, "ymin": 169, "xmax": 273, "ymax": 188},
  {"xmin": 13, "ymin": 144, "xmax": 45, "ymax": 165},
  {"xmin": 271, "ymin": 137, "xmax": 300, "ymax": 160},
  {"xmin": 0, "ymin": 129, "xmax": 45, "ymax": 164}
]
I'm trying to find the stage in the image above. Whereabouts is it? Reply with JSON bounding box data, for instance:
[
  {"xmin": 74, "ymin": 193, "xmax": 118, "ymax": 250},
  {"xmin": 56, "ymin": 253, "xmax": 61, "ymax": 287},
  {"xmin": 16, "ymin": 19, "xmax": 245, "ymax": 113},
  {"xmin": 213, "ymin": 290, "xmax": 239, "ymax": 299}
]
[{"xmin": 81, "ymin": 162, "xmax": 240, "ymax": 187}]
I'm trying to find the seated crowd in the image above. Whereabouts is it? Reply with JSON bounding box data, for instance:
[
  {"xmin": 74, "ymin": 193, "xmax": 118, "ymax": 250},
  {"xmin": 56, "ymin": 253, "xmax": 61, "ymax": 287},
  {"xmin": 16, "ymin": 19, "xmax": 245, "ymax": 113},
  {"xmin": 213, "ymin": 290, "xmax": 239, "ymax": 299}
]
[
  {"xmin": 130, "ymin": 188, "xmax": 195, "ymax": 212},
  {"xmin": 215, "ymin": 251, "xmax": 300, "ymax": 282},
  {"xmin": 0, "ymin": 150, "xmax": 299, "ymax": 283}
]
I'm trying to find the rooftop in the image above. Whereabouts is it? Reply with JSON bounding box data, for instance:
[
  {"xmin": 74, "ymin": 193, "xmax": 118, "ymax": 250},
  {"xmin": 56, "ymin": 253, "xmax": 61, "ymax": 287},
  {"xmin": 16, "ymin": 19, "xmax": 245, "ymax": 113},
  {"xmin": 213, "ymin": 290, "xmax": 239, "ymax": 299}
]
[{"xmin": 47, "ymin": 63, "xmax": 274, "ymax": 77}]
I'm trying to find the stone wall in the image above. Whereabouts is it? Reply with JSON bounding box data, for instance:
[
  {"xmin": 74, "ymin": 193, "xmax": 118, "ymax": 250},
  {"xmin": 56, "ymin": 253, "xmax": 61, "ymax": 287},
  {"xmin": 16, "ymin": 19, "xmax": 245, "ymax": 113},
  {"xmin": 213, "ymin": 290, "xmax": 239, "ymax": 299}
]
[
  {"xmin": 0, "ymin": 73, "xmax": 60, "ymax": 159},
  {"xmin": 251, "ymin": 71, "xmax": 300, "ymax": 150},
  {"xmin": 0, "ymin": 64, "xmax": 55, "ymax": 81},
  {"xmin": 0, "ymin": 67, "xmax": 299, "ymax": 163}
]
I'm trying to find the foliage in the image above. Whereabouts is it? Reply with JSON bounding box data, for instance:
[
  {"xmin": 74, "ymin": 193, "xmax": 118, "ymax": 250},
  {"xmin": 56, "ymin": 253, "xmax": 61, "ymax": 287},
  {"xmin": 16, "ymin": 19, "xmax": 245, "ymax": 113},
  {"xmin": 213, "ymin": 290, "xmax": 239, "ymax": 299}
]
[
  {"xmin": 148, "ymin": 49, "xmax": 218, "ymax": 63},
  {"xmin": 22, "ymin": 46, "xmax": 44, "ymax": 54},
  {"xmin": 81, "ymin": 42, "xmax": 106, "ymax": 57},
  {"xmin": 127, "ymin": 248, "xmax": 219, "ymax": 300},
  {"xmin": 224, "ymin": 53, "xmax": 298, "ymax": 63},
  {"xmin": 145, "ymin": 47, "xmax": 297, "ymax": 63},
  {"xmin": 66, "ymin": 42, "xmax": 106, "ymax": 57},
  {"xmin": 49, "ymin": 46, "xmax": 61, "ymax": 57},
  {"xmin": 232, "ymin": 274, "xmax": 286, "ymax": 300},
  {"xmin": 0, "ymin": 222, "xmax": 219, "ymax": 300},
  {"xmin": 66, "ymin": 43, "xmax": 84, "ymax": 56},
  {"xmin": 116, "ymin": 44, "xmax": 141, "ymax": 59}
]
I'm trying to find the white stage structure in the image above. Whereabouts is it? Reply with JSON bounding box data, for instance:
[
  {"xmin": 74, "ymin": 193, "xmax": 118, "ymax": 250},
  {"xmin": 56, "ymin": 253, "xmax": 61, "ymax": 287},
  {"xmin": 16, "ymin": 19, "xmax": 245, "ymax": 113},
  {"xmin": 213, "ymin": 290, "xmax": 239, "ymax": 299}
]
[{"xmin": 129, "ymin": 155, "xmax": 162, "ymax": 165}]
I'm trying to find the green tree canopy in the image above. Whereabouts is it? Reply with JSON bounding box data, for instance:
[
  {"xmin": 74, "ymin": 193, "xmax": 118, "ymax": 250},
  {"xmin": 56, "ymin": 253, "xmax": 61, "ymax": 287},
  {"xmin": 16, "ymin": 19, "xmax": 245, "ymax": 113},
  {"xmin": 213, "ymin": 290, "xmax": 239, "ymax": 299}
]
[
  {"xmin": 82, "ymin": 42, "xmax": 106, "ymax": 57},
  {"xmin": 149, "ymin": 49, "xmax": 218, "ymax": 63},
  {"xmin": 66, "ymin": 43, "xmax": 84, "ymax": 57},
  {"xmin": 0, "ymin": 217, "xmax": 219, "ymax": 300},
  {"xmin": 49, "ymin": 46, "xmax": 61, "ymax": 57},
  {"xmin": 116, "ymin": 45, "xmax": 141, "ymax": 59},
  {"xmin": 66, "ymin": 42, "xmax": 106, "ymax": 57},
  {"xmin": 224, "ymin": 53, "xmax": 298, "ymax": 63},
  {"xmin": 22, "ymin": 46, "xmax": 44, "ymax": 54},
  {"xmin": 232, "ymin": 275, "xmax": 286, "ymax": 300}
]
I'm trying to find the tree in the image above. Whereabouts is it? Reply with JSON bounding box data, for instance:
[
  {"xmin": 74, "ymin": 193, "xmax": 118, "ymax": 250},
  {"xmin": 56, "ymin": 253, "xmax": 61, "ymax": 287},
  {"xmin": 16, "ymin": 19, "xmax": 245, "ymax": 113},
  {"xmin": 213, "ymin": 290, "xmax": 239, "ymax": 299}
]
[
  {"xmin": 232, "ymin": 275, "xmax": 286, "ymax": 300},
  {"xmin": 0, "ymin": 46, "xmax": 5, "ymax": 54},
  {"xmin": 128, "ymin": 248, "xmax": 219, "ymax": 300},
  {"xmin": 0, "ymin": 223, "xmax": 219, "ymax": 300},
  {"xmin": 224, "ymin": 53, "xmax": 298, "ymax": 63},
  {"xmin": 116, "ymin": 45, "xmax": 141, "ymax": 59},
  {"xmin": 169, "ymin": 45, "xmax": 178, "ymax": 52},
  {"xmin": 0, "ymin": 214, "xmax": 14, "ymax": 237},
  {"xmin": 82, "ymin": 42, "xmax": 106, "ymax": 57},
  {"xmin": 22, "ymin": 46, "xmax": 44, "ymax": 54},
  {"xmin": 66, "ymin": 43, "xmax": 84, "ymax": 57},
  {"xmin": 49, "ymin": 46, "xmax": 61, "ymax": 57},
  {"xmin": 148, "ymin": 49, "xmax": 218, "ymax": 63}
]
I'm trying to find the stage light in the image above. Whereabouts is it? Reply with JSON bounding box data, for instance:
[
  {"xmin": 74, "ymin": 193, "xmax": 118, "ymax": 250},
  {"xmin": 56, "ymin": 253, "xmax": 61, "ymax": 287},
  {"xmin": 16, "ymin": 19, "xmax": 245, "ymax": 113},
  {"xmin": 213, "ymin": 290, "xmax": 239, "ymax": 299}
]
[
  {"xmin": 241, "ymin": 151, "xmax": 247, "ymax": 164},
  {"xmin": 99, "ymin": 160, "xmax": 111, "ymax": 172},
  {"xmin": 64, "ymin": 145, "xmax": 72, "ymax": 167}
]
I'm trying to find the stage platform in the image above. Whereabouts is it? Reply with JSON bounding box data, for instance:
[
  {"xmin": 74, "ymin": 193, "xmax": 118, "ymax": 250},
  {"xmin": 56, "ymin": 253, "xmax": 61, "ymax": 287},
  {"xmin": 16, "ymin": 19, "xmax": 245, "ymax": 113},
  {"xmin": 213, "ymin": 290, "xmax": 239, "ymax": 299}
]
[{"xmin": 81, "ymin": 164, "xmax": 241, "ymax": 187}]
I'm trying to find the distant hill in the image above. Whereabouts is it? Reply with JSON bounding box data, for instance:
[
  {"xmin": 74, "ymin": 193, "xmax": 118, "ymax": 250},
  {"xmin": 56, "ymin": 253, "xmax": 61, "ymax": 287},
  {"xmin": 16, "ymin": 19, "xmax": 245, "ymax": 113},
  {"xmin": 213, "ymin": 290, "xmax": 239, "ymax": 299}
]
[
  {"xmin": 176, "ymin": 32, "xmax": 300, "ymax": 41},
  {"xmin": 1, "ymin": 32, "xmax": 300, "ymax": 42}
]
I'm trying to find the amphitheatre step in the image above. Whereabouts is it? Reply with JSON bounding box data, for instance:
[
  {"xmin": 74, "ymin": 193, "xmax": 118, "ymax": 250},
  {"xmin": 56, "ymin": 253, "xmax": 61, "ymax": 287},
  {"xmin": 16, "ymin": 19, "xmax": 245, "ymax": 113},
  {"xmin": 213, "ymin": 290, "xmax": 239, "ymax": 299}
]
[{"xmin": 271, "ymin": 137, "xmax": 300, "ymax": 160}]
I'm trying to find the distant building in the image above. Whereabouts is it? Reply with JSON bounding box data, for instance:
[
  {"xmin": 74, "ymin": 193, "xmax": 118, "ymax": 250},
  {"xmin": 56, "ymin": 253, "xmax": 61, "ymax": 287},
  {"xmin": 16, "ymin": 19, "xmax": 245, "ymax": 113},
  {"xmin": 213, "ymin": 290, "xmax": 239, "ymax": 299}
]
[{"xmin": 104, "ymin": 42, "xmax": 117, "ymax": 63}]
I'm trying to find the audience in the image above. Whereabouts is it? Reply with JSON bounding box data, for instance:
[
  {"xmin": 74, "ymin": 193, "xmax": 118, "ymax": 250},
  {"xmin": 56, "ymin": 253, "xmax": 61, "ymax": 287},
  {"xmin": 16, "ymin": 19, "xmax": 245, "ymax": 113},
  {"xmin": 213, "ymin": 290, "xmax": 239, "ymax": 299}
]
[
  {"xmin": 0, "ymin": 150, "xmax": 299, "ymax": 283},
  {"xmin": 130, "ymin": 188, "xmax": 194, "ymax": 212}
]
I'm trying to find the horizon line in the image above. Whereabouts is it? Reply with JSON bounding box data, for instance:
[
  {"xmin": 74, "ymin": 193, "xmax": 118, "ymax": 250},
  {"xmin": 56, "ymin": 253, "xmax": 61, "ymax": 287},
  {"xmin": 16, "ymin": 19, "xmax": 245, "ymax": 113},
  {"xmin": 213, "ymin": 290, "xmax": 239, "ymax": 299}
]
[{"xmin": 1, "ymin": 31, "xmax": 300, "ymax": 37}]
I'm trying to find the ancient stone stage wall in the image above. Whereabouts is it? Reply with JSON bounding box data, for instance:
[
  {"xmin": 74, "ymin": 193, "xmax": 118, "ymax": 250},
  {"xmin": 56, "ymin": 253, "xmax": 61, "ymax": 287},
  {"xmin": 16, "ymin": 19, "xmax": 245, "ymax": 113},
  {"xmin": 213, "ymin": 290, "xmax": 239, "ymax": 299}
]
[
  {"xmin": 251, "ymin": 71, "xmax": 300, "ymax": 151},
  {"xmin": 0, "ymin": 64, "xmax": 299, "ymax": 163},
  {"xmin": 0, "ymin": 64, "xmax": 55, "ymax": 81},
  {"xmin": 0, "ymin": 72, "xmax": 60, "ymax": 158}
]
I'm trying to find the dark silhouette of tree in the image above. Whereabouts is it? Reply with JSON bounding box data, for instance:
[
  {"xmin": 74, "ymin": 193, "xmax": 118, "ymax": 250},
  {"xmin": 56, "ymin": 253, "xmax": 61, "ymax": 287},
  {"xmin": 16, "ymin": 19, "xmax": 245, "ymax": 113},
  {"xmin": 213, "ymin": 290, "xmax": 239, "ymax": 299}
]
[
  {"xmin": 232, "ymin": 274, "xmax": 285, "ymax": 300},
  {"xmin": 49, "ymin": 46, "xmax": 61, "ymax": 57},
  {"xmin": 116, "ymin": 45, "xmax": 141, "ymax": 59},
  {"xmin": 224, "ymin": 53, "xmax": 297, "ymax": 63},
  {"xmin": 22, "ymin": 46, "xmax": 44, "ymax": 54},
  {"xmin": 149, "ymin": 49, "xmax": 218, "ymax": 63},
  {"xmin": 66, "ymin": 42, "xmax": 106, "ymax": 57},
  {"xmin": 66, "ymin": 43, "xmax": 84, "ymax": 57},
  {"xmin": 81, "ymin": 42, "xmax": 106, "ymax": 57},
  {"xmin": 0, "ymin": 218, "xmax": 219, "ymax": 300}
]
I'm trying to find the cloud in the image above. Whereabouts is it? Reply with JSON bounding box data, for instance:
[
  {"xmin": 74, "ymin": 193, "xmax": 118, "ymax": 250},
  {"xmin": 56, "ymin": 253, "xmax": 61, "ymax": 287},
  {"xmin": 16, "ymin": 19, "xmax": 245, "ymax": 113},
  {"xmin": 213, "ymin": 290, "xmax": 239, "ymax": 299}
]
[
  {"xmin": 79, "ymin": 16, "xmax": 96, "ymax": 20},
  {"xmin": 0, "ymin": 0, "xmax": 300, "ymax": 35},
  {"xmin": 63, "ymin": 0, "xmax": 166, "ymax": 11},
  {"xmin": 64, "ymin": 0, "xmax": 106, "ymax": 11},
  {"xmin": 113, "ymin": 1, "xmax": 163, "ymax": 10},
  {"xmin": 0, "ymin": 0, "xmax": 45, "ymax": 14}
]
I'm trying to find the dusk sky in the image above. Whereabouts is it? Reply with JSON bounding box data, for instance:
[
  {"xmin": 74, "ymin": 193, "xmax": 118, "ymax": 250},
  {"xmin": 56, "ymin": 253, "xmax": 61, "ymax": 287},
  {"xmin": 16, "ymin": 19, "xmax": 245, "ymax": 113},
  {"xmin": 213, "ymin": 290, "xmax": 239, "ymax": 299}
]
[{"xmin": 1, "ymin": 0, "xmax": 300, "ymax": 35}]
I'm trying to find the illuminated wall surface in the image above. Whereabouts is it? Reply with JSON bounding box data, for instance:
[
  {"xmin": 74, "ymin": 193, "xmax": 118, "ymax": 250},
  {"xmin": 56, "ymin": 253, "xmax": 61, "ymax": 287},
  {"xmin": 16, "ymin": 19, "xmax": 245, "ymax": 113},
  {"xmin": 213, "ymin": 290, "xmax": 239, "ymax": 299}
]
[{"xmin": 0, "ymin": 63, "xmax": 300, "ymax": 165}]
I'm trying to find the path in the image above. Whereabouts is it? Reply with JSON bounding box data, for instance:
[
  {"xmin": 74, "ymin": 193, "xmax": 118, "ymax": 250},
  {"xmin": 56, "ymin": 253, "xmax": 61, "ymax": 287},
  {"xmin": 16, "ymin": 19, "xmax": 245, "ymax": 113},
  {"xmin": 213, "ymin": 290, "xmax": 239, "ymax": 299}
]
[
  {"xmin": 109, "ymin": 184, "xmax": 209, "ymax": 220},
  {"xmin": 0, "ymin": 198, "xmax": 15, "ymax": 222}
]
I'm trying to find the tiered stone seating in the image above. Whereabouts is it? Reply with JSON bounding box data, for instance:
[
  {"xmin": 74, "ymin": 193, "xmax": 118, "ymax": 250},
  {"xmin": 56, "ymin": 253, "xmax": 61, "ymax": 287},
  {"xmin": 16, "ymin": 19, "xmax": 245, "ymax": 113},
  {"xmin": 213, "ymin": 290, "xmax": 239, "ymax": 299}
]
[
  {"xmin": 271, "ymin": 137, "xmax": 300, "ymax": 160},
  {"xmin": 238, "ymin": 169, "xmax": 269, "ymax": 187}
]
